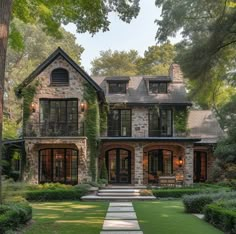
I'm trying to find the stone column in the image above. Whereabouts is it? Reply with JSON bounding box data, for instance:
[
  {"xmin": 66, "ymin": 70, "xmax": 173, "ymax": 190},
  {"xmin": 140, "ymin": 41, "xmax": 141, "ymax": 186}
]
[
  {"xmin": 134, "ymin": 143, "xmax": 143, "ymax": 185},
  {"xmin": 184, "ymin": 143, "xmax": 194, "ymax": 185}
]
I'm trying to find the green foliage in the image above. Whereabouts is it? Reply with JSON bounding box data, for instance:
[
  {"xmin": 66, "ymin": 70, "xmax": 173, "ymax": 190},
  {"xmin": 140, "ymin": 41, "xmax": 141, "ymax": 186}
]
[
  {"xmin": 174, "ymin": 107, "xmax": 188, "ymax": 134},
  {"xmin": 0, "ymin": 202, "xmax": 32, "ymax": 233},
  {"xmin": 152, "ymin": 188, "xmax": 201, "ymax": 198},
  {"xmin": 27, "ymin": 182, "xmax": 73, "ymax": 191},
  {"xmin": 204, "ymin": 202, "xmax": 236, "ymax": 234},
  {"xmin": 25, "ymin": 188, "xmax": 88, "ymax": 201},
  {"xmin": 3, "ymin": 118, "xmax": 19, "ymax": 139},
  {"xmin": 100, "ymin": 103, "xmax": 109, "ymax": 135},
  {"xmin": 83, "ymin": 83, "xmax": 100, "ymax": 181},
  {"xmin": 100, "ymin": 160, "xmax": 108, "ymax": 181}
]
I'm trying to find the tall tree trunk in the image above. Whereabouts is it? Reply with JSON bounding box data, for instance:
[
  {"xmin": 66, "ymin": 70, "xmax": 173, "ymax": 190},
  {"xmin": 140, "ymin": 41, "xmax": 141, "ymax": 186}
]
[{"xmin": 0, "ymin": 0, "xmax": 13, "ymax": 204}]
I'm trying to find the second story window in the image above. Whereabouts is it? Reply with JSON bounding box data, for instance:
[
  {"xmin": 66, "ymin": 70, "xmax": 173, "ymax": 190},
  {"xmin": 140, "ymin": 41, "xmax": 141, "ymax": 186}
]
[
  {"xmin": 108, "ymin": 109, "xmax": 131, "ymax": 137},
  {"xmin": 108, "ymin": 81, "xmax": 127, "ymax": 94},
  {"xmin": 40, "ymin": 99, "xmax": 78, "ymax": 136},
  {"xmin": 149, "ymin": 81, "xmax": 167, "ymax": 94},
  {"xmin": 149, "ymin": 108, "xmax": 172, "ymax": 137},
  {"xmin": 51, "ymin": 68, "xmax": 69, "ymax": 86}
]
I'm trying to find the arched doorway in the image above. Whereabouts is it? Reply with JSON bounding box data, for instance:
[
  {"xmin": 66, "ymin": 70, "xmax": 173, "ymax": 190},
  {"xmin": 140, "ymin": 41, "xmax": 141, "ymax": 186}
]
[
  {"xmin": 105, "ymin": 148, "xmax": 131, "ymax": 184},
  {"xmin": 148, "ymin": 149, "xmax": 173, "ymax": 183}
]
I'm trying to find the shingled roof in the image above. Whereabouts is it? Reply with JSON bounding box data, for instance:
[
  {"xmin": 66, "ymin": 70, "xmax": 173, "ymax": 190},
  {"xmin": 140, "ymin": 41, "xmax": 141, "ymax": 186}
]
[{"xmin": 188, "ymin": 110, "xmax": 224, "ymax": 143}]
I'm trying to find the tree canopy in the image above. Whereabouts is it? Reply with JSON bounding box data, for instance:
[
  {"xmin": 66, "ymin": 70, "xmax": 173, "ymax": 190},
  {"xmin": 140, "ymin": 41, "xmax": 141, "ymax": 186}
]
[{"xmin": 91, "ymin": 43, "xmax": 176, "ymax": 76}]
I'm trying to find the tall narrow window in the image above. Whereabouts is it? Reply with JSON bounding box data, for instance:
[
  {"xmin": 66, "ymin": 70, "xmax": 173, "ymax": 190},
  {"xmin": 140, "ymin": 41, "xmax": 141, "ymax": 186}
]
[
  {"xmin": 149, "ymin": 108, "xmax": 172, "ymax": 137},
  {"xmin": 51, "ymin": 68, "xmax": 69, "ymax": 86},
  {"xmin": 40, "ymin": 99, "xmax": 78, "ymax": 136},
  {"xmin": 108, "ymin": 109, "xmax": 131, "ymax": 136}
]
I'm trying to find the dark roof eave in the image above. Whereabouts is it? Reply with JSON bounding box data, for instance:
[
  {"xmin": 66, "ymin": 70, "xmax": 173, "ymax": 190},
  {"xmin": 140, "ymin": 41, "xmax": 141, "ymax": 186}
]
[{"xmin": 100, "ymin": 137, "xmax": 201, "ymax": 142}]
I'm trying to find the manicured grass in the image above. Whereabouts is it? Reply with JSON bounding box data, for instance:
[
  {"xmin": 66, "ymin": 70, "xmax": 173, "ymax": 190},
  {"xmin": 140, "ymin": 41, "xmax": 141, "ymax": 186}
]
[
  {"xmin": 24, "ymin": 202, "xmax": 108, "ymax": 234},
  {"xmin": 134, "ymin": 200, "xmax": 223, "ymax": 234}
]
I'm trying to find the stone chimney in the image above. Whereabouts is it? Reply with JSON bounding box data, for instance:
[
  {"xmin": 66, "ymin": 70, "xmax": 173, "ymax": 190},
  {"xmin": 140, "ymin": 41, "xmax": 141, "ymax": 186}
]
[{"xmin": 169, "ymin": 64, "xmax": 184, "ymax": 83}]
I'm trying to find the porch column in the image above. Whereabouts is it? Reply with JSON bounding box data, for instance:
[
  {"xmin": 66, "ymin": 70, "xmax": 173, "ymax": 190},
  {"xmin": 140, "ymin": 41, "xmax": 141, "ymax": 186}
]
[
  {"xmin": 134, "ymin": 143, "xmax": 143, "ymax": 185},
  {"xmin": 184, "ymin": 143, "xmax": 194, "ymax": 185}
]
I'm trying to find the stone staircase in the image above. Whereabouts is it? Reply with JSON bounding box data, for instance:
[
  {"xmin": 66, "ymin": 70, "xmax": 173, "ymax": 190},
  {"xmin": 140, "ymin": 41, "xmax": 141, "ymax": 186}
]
[{"xmin": 81, "ymin": 186, "xmax": 156, "ymax": 201}]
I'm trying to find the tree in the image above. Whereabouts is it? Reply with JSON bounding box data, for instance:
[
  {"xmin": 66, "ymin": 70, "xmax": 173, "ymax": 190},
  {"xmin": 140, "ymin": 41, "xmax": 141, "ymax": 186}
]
[
  {"xmin": 0, "ymin": 0, "xmax": 140, "ymax": 204},
  {"xmin": 91, "ymin": 49, "xmax": 140, "ymax": 76},
  {"xmin": 136, "ymin": 42, "xmax": 175, "ymax": 75},
  {"xmin": 91, "ymin": 43, "xmax": 176, "ymax": 76}
]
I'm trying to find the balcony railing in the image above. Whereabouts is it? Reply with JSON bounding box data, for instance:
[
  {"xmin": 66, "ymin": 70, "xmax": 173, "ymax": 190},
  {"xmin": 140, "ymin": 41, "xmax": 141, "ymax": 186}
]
[
  {"xmin": 24, "ymin": 122, "xmax": 85, "ymax": 137},
  {"xmin": 149, "ymin": 129, "xmax": 172, "ymax": 137}
]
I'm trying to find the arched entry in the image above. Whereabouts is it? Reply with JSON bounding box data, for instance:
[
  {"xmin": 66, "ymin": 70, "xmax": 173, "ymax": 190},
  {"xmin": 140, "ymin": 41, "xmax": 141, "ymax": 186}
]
[
  {"xmin": 148, "ymin": 149, "xmax": 173, "ymax": 183},
  {"xmin": 105, "ymin": 148, "xmax": 131, "ymax": 184}
]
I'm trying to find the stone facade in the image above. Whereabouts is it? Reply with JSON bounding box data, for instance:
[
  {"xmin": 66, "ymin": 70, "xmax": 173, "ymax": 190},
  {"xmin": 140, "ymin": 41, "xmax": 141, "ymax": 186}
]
[
  {"xmin": 132, "ymin": 107, "xmax": 149, "ymax": 137},
  {"xmin": 184, "ymin": 143, "xmax": 194, "ymax": 185}
]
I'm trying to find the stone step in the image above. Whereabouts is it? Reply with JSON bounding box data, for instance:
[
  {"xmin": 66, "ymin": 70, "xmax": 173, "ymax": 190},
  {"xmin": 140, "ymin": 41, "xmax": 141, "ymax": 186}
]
[
  {"xmin": 81, "ymin": 195, "xmax": 156, "ymax": 201},
  {"xmin": 98, "ymin": 193, "xmax": 140, "ymax": 196},
  {"xmin": 101, "ymin": 231, "xmax": 143, "ymax": 234},
  {"xmin": 103, "ymin": 220, "xmax": 140, "ymax": 231},
  {"xmin": 105, "ymin": 186, "xmax": 146, "ymax": 189},
  {"xmin": 99, "ymin": 189, "xmax": 140, "ymax": 193}
]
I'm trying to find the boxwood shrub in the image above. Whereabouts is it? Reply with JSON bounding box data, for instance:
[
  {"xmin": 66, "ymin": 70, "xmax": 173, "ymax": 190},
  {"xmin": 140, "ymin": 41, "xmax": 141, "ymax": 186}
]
[
  {"xmin": 152, "ymin": 188, "xmax": 201, "ymax": 198},
  {"xmin": 0, "ymin": 202, "xmax": 32, "ymax": 233},
  {"xmin": 204, "ymin": 202, "xmax": 236, "ymax": 234},
  {"xmin": 183, "ymin": 191, "xmax": 236, "ymax": 213},
  {"xmin": 25, "ymin": 188, "xmax": 88, "ymax": 201}
]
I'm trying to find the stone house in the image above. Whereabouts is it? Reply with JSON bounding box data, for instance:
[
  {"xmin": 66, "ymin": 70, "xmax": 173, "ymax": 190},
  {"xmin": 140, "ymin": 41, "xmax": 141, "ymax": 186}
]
[{"xmin": 17, "ymin": 47, "xmax": 224, "ymax": 186}]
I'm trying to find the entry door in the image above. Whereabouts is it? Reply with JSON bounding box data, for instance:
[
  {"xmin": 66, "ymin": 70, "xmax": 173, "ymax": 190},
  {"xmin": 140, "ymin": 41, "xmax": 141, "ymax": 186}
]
[
  {"xmin": 194, "ymin": 151, "xmax": 207, "ymax": 182},
  {"xmin": 106, "ymin": 149, "xmax": 131, "ymax": 184}
]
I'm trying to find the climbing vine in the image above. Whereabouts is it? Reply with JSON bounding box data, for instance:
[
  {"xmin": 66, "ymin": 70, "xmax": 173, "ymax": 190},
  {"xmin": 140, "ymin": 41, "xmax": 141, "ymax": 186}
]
[
  {"xmin": 99, "ymin": 102, "xmax": 109, "ymax": 135},
  {"xmin": 174, "ymin": 107, "xmax": 189, "ymax": 134},
  {"xmin": 83, "ymin": 83, "xmax": 100, "ymax": 181}
]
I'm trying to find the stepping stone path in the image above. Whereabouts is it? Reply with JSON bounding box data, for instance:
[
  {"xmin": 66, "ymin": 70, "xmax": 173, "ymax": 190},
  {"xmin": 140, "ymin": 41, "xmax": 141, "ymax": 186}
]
[{"xmin": 101, "ymin": 202, "xmax": 143, "ymax": 234}]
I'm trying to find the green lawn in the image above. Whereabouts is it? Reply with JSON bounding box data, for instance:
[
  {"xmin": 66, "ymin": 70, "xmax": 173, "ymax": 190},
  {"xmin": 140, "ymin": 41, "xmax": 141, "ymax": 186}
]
[
  {"xmin": 134, "ymin": 200, "xmax": 223, "ymax": 234},
  {"xmin": 24, "ymin": 202, "xmax": 108, "ymax": 234}
]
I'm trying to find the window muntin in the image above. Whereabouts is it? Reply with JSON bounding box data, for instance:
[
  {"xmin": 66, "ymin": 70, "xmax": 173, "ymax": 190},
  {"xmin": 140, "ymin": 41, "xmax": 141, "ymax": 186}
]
[
  {"xmin": 108, "ymin": 82, "xmax": 127, "ymax": 94},
  {"xmin": 108, "ymin": 109, "xmax": 131, "ymax": 136},
  {"xmin": 149, "ymin": 81, "xmax": 167, "ymax": 94},
  {"xmin": 51, "ymin": 68, "xmax": 69, "ymax": 86},
  {"xmin": 149, "ymin": 109, "xmax": 172, "ymax": 137},
  {"xmin": 39, "ymin": 148, "xmax": 78, "ymax": 184},
  {"xmin": 40, "ymin": 99, "xmax": 78, "ymax": 136}
]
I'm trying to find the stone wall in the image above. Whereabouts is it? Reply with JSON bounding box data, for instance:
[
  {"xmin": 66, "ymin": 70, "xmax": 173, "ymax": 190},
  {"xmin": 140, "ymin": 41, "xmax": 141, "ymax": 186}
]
[
  {"xmin": 184, "ymin": 143, "xmax": 194, "ymax": 185},
  {"xmin": 132, "ymin": 107, "xmax": 149, "ymax": 137},
  {"xmin": 24, "ymin": 137, "xmax": 88, "ymax": 184}
]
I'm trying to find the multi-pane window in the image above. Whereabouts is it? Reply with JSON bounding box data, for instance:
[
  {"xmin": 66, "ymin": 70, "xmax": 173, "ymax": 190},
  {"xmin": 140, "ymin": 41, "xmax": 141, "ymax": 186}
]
[
  {"xmin": 40, "ymin": 99, "xmax": 78, "ymax": 136},
  {"xmin": 51, "ymin": 68, "xmax": 69, "ymax": 86},
  {"xmin": 108, "ymin": 82, "xmax": 127, "ymax": 94},
  {"xmin": 149, "ymin": 109, "xmax": 172, "ymax": 136},
  {"xmin": 39, "ymin": 148, "xmax": 78, "ymax": 184},
  {"xmin": 108, "ymin": 109, "xmax": 131, "ymax": 136},
  {"xmin": 149, "ymin": 81, "xmax": 167, "ymax": 94}
]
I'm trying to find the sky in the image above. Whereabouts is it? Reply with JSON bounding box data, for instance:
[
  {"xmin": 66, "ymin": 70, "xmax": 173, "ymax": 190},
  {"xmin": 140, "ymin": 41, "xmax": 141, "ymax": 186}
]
[{"xmin": 64, "ymin": 0, "xmax": 179, "ymax": 73}]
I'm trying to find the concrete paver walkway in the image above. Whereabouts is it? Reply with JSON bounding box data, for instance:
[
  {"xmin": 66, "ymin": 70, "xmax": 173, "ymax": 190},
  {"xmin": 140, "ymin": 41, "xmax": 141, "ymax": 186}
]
[{"xmin": 101, "ymin": 202, "xmax": 143, "ymax": 234}]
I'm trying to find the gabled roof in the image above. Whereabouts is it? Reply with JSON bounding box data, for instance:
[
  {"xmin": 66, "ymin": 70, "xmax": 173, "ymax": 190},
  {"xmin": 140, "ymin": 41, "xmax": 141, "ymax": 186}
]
[
  {"xmin": 18, "ymin": 47, "xmax": 104, "ymax": 100},
  {"xmin": 92, "ymin": 76, "xmax": 192, "ymax": 105},
  {"xmin": 188, "ymin": 110, "xmax": 224, "ymax": 143}
]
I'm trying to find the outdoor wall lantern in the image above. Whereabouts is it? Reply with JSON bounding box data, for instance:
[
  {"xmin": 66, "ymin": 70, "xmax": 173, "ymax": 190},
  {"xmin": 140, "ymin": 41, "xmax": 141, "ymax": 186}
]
[
  {"xmin": 80, "ymin": 101, "xmax": 86, "ymax": 112},
  {"xmin": 178, "ymin": 157, "xmax": 183, "ymax": 167},
  {"xmin": 30, "ymin": 103, "xmax": 36, "ymax": 113}
]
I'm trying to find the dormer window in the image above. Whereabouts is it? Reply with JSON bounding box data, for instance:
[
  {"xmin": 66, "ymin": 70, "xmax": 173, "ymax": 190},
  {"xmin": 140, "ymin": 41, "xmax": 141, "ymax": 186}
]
[
  {"xmin": 149, "ymin": 81, "xmax": 167, "ymax": 94},
  {"xmin": 108, "ymin": 81, "xmax": 127, "ymax": 94},
  {"xmin": 51, "ymin": 68, "xmax": 69, "ymax": 86}
]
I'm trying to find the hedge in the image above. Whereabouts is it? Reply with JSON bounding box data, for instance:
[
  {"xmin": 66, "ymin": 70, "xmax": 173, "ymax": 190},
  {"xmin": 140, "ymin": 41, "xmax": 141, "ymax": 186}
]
[
  {"xmin": 152, "ymin": 188, "xmax": 201, "ymax": 198},
  {"xmin": 0, "ymin": 202, "xmax": 32, "ymax": 233},
  {"xmin": 204, "ymin": 203, "xmax": 236, "ymax": 234},
  {"xmin": 25, "ymin": 188, "xmax": 88, "ymax": 201},
  {"xmin": 183, "ymin": 191, "xmax": 236, "ymax": 213}
]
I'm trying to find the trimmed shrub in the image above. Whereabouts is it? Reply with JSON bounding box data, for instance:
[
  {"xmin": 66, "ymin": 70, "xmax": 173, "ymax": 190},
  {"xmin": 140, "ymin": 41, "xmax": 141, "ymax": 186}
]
[
  {"xmin": 25, "ymin": 188, "xmax": 88, "ymax": 201},
  {"xmin": 27, "ymin": 182, "xmax": 73, "ymax": 190},
  {"xmin": 0, "ymin": 202, "xmax": 32, "ymax": 233},
  {"xmin": 140, "ymin": 189, "xmax": 153, "ymax": 196},
  {"xmin": 183, "ymin": 191, "xmax": 236, "ymax": 213},
  {"xmin": 152, "ymin": 188, "xmax": 201, "ymax": 198},
  {"xmin": 204, "ymin": 203, "xmax": 236, "ymax": 234}
]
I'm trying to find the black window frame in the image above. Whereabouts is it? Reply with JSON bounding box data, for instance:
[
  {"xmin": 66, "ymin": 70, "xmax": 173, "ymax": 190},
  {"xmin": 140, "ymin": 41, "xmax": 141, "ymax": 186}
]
[
  {"xmin": 51, "ymin": 68, "xmax": 69, "ymax": 86},
  {"xmin": 149, "ymin": 81, "xmax": 168, "ymax": 94},
  {"xmin": 39, "ymin": 98, "xmax": 78, "ymax": 136},
  {"xmin": 108, "ymin": 109, "xmax": 132, "ymax": 137},
  {"xmin": 149, "ymin": 108, "xmax": 173, "ymax": 137},
  {"xmin": 108, "ymin": 81, "xmax": 127, "ymax": 94},
  {"xmin": 38, "ymin": 148, "xmax": 78, "ymax": 184}
]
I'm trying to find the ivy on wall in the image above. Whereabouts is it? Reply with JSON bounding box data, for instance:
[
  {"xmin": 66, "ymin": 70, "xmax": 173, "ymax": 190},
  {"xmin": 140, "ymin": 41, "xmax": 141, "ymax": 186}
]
[
  {"xmin": 83, "ymin": 83, "xmax": 100, "ymax": 181},
  {"xmin": 174, "ymin": 107, "xmax": 189, "ymax": 134},
  {"xmin": 99, "ymin": 102, "xmax": 109, "ymax": 135}
]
